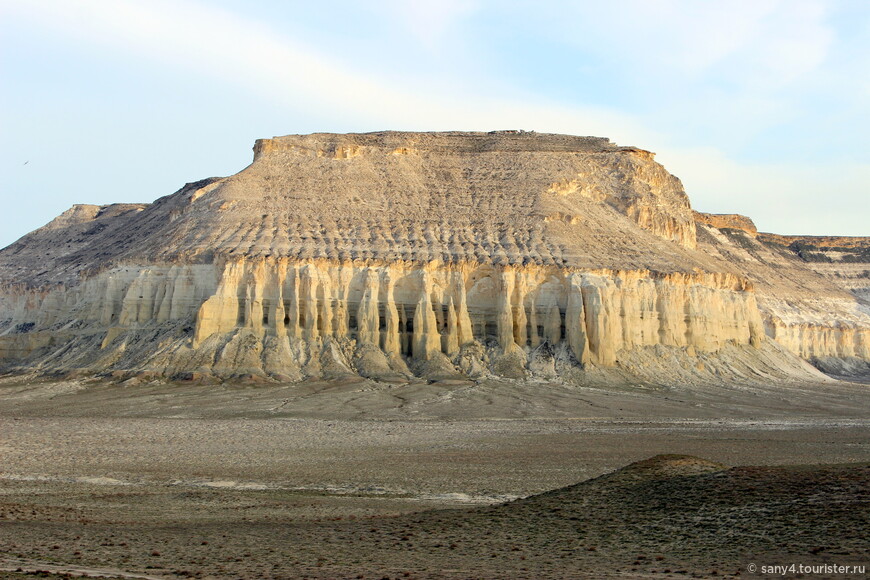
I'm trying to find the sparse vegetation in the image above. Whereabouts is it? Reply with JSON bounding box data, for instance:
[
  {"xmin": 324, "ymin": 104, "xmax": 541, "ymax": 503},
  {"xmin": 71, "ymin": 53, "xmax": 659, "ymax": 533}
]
[
  {"xmin": 1, "ymin": 456, "xmax": 867, "ymax": 578},
  {"xmin": 719, "ymin": 228, "xmax": 758, "ymax": 252}
]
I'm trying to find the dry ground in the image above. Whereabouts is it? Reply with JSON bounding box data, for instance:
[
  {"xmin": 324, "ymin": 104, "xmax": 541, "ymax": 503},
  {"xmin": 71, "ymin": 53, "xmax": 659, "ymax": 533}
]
[{"xmin": 1, "ymin": 375, "xmax": 869, "ymax": 578}]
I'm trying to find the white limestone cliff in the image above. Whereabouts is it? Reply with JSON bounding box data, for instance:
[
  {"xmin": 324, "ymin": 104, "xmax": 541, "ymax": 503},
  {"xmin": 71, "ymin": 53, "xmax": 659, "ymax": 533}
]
[
  {"xmin": 0, "ymin": 257, "xmax": 769, "ymax": 380},
  {"xmin": 693, "ymin": 217, "xmax": 870, "ymax": 373},
  {"xmin": 0, "ymin": 131, "xmax": 865, "ymax": 382}
]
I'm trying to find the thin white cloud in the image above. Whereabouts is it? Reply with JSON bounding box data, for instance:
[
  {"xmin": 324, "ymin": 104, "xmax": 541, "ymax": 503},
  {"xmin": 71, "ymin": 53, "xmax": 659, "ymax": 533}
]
[
  {"xmin": 754, "ymin": 1, "xmax": 833, "ymax": 85},
  {"xmin": 2, "ymin": 0, "xmax": 867, "ymax": 237},
  {"xmin": 0, "ymin": 0, "xmax": 839, "ymax": 140},
  {"xmin": 661, "ymin": 147, "xmax": 870, "ymax": 236},
  {"xmin": 4, "ymin": 0, "xmax": 396, "ymax": 117},
  {"xmin": 366, "ymin": 0, "xmax": 479, "ymax": 52},
  {"xmin": 525, "ymin": 0, "xmax": 833, "ymax": 86},
  {"xmin": 2, "ymin": 0, "xmax": 655, "ymax": 139}
]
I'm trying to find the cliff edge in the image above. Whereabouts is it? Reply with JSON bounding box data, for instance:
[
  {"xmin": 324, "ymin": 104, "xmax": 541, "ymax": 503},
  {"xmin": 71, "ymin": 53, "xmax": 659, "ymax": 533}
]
[{"xmin": 0, "ymin": 131, "xmax": 866, "ymax": 384}]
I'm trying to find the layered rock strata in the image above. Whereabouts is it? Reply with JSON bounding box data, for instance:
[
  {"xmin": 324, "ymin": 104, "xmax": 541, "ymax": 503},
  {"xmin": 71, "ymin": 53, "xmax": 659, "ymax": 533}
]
[
  {"xmin": 0, "ymin": 131, "xmax": 865, "ymax": 382},
  {"xmin": 0, "ymin": 259, "xmax": 770, "ymax": 381},
  {"xmin": 692, "ymin": 211, "xmax": 758, "ymax": 236},
  {"xmin": 693, "ymin": 216, "xmax": 869, "ymax": 372}
]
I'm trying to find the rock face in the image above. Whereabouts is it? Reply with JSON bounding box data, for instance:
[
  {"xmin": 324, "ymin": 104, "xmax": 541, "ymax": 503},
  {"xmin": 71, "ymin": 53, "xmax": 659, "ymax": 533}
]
[
  {"xmin": 0, "ymin": 131, "xmax": 866, "ymax": 383},
  {"xmin": 693, "ymin": 211, "xmax": 758, "ymax": 236},
  {"xmin": 693, "ymin": 218, "xmax": 870, "ymax": 374}
]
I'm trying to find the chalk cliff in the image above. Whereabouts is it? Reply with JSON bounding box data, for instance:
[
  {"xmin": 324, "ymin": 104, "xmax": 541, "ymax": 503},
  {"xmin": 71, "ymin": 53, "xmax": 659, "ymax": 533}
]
[{"xmin": 0, "ymin": 131, "xmax": 866, "ymax": 383}]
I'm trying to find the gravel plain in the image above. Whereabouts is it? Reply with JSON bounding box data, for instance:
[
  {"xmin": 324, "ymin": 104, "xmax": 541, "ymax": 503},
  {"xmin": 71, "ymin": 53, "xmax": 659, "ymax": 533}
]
[{"xmin": 1, "ymin": 375, "xmax": 869, "ymax": 578}]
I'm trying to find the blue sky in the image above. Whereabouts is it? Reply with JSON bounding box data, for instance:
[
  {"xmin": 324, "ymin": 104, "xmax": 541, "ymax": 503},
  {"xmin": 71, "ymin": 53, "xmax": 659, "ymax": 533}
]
[{"xmin": 1, "ymin": 0, "xmax": 868, "ymax": 249}]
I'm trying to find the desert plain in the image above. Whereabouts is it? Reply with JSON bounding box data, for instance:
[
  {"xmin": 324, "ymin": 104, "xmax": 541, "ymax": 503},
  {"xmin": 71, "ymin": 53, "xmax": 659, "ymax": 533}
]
[{"xmin": 1, "ymin": 373, "xmax": 868, "ymax": 579}]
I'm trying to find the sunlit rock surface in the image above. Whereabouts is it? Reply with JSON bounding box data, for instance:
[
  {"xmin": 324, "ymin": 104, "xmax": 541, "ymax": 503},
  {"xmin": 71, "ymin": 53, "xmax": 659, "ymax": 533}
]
[{"xmin": 0, "ymin": 131, "xmax": 866, "ymax": 382}]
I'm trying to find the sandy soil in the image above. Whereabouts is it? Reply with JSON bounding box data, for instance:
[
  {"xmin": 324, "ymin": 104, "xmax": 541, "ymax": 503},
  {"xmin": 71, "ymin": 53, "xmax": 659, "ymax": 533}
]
[{"xmin": 1, "ymin": 376, "xmax": 869, "ymax": 578}]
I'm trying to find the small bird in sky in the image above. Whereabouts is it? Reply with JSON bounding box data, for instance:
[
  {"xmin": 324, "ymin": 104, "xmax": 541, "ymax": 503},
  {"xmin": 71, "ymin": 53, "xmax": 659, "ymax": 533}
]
[{"xmin": 23, "ymin": 161, "xmax": 29, "ymax": 165}]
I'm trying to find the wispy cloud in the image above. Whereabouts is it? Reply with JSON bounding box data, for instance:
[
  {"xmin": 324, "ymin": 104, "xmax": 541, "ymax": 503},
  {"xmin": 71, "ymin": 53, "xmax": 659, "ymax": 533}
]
[
  {"xmin": 525, "ymin": 0, "xmax": 834, "ymax": 85},
  {"xmin": 2, "ymin": 0, "xmax": 867, "ymax": 237},
  {"xmin": 5, "ymin": 0, "xmax": 399, "ymax": 118},
  {"xmin": 2, "ymin": 0, "xmax": 655, "ymax": 138},
  {"xmin": 661, "ymin": 147, "xmax": 870, "ymax": 235},
  {"xmin": 364, "ymin": 0, "xmax": 480, "ymax": 52}
]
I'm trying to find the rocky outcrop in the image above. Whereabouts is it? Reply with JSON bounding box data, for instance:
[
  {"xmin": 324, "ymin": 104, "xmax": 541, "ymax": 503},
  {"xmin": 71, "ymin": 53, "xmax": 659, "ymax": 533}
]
[
  {"xmin": 754, "ymin": 234, "xmax": 870, "ymax": 300},
  {"xmin": 693, "ymin": 221, "xmax": 870, "ymax": 374},
  {"xmin": 693, "ymin": 212, "xmax": 758, "ymax": 236},
  {"xmin": 0, "ymin": 131, "xmax": 865, "ymax": 382},
  {"xmin": 0, "ymin": 258, "xmax": 767, "ymax": 380},
  {"xmin": 757, "ymin": 233, "xmax": 870, "ymax": 250}
]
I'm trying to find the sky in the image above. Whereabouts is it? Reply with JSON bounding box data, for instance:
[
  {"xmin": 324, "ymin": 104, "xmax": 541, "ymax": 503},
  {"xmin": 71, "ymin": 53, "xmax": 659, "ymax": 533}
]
[{"xmin": 1, "ymin": 0, "xmax": 868, "ymax": 249}]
